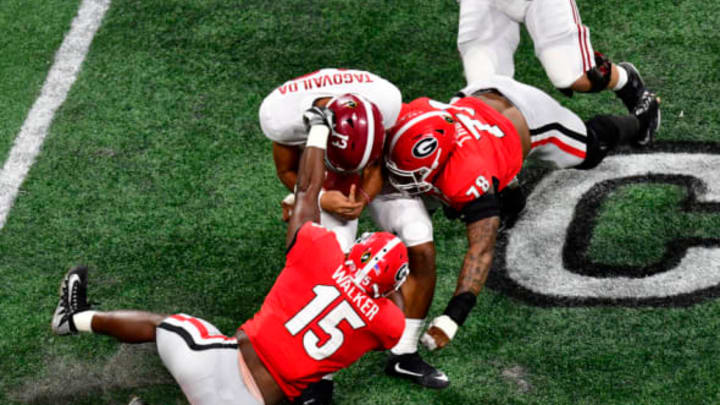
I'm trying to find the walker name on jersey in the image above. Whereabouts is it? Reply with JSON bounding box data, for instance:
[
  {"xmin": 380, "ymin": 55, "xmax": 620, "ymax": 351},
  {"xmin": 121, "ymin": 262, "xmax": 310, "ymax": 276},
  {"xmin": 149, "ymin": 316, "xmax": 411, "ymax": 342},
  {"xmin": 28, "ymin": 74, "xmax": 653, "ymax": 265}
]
[
  {"xmin": 278, "ymin": 73, "xmax": 375, "ymax": 95},
  {"xmin": 330, "ymin": 266, "xmax": 380, "ymax": 321}
]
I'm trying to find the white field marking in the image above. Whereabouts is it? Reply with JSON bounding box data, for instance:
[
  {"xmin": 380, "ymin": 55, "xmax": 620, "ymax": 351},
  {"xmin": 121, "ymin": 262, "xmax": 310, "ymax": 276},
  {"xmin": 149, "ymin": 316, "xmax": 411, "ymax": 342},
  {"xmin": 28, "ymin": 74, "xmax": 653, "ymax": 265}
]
[{"xmin": 0, "ymin": 0, "xmax": 111, "ymax": 230}]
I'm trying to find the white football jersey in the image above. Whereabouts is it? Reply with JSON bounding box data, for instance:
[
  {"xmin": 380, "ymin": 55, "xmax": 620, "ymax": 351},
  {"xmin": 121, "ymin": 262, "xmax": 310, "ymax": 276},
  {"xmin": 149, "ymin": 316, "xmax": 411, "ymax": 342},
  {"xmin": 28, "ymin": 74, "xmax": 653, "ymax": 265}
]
[{"xmin": 259, "ymin": 68, "xmax": 402, "ymax": 146}]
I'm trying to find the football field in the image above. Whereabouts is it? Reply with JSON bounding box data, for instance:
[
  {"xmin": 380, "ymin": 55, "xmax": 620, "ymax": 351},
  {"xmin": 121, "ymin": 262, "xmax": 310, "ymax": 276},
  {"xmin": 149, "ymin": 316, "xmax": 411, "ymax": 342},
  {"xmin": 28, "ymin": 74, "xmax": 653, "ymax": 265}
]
[{"xmin": 1, "ymin": 0, "xmax": 719, "ymax": 404}]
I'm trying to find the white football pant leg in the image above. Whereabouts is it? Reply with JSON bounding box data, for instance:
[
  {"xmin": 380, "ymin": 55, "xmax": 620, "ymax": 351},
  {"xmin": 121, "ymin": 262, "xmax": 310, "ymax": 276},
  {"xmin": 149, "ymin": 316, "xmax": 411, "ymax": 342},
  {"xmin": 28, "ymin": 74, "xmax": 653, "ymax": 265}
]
[
  {"xmin": 156, "ymin": 314, "xmax": 263, "ymax": 405},
  {"xmin": 524, "ymin": 0, "xmax": 595, "ymax": 88},
  {"xmin": 320, "ymin": 210, "xmax": 358, "ymax": 253},
  {"xmin": 368, "ymin": 193, "xmax": 433, "ymax": 248},
  {"xmin": 457, "ymin": 0, "xmax": 521, "ymax": 84}
]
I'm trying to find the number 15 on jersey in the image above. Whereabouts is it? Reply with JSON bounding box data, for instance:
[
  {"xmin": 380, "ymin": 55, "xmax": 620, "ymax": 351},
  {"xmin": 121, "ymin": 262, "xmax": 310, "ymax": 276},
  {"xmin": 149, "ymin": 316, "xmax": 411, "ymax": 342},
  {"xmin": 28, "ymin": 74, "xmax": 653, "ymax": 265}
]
[{"xmin": 285, "ymin": 285, "xmax": 366, "ymax": 360}]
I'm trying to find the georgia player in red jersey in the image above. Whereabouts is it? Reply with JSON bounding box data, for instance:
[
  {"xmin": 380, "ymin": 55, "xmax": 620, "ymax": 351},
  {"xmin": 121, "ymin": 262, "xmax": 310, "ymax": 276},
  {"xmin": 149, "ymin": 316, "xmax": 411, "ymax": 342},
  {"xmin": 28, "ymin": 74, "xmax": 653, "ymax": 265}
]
[
  {"xmin": 50, "ymin": 118, "xmax": 410, "ymax": 405},
  {"xmin": 385, "ymin": 74, "xmax": 650, "ymax": 352}
]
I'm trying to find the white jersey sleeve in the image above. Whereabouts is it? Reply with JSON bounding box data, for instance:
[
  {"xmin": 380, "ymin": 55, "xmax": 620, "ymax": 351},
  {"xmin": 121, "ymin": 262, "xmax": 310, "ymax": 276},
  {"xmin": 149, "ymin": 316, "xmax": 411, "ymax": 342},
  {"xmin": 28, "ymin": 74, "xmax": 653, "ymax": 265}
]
[{"xmin": 259, "ymin": 68, "xmax": 402, "ymax": 146}]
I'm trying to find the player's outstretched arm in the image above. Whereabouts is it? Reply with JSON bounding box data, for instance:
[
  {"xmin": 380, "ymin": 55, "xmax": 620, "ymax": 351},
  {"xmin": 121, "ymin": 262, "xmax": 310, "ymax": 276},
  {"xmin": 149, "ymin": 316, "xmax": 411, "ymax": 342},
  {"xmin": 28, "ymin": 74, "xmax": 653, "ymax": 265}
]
[
  {"xmin": 421, "ymin": 215, "xmax": 500, "ymax": 350},
  {"xmin": 272, "ymin": 142, "xmax": 301, "ymax": 191},
  {"xmin": 286, "ymin": 107, "xmax": 333, "ymax": 248}
]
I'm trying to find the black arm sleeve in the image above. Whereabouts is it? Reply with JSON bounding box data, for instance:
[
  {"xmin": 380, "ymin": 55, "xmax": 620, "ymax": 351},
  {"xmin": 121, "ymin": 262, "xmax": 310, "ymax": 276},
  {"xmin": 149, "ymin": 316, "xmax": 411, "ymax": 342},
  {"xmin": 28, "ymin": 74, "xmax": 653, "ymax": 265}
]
[{"xmin": 443, "ymin": 191, "xmax": 501, "ymax": 224}]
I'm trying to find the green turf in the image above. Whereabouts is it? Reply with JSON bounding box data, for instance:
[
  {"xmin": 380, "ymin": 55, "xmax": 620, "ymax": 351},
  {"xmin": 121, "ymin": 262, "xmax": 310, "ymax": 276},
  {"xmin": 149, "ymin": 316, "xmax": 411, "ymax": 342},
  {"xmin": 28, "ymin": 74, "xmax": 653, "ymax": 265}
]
[
  {"xmin": 589, "ymin": 183, "xmax": 720, "ymax": 266},
  {"xmin": 0, "ymin": 0, "xmax": 82, "ymax": 164},
  {"xmin": 1, "ymin": 0, "xmax": 719, "ymax": 404}
]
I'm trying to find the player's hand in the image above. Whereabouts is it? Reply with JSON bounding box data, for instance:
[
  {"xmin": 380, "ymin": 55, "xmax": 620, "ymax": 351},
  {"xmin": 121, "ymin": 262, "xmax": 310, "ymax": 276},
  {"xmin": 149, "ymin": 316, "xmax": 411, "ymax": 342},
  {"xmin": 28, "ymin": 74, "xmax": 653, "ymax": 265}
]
[
  {"xmin": 281, "ymin": 193, "xmax": 295, "ymax": 222},
  {"xmin": 320, "ymin": 186, "xmax": 364, "ymax": 220},
  {"xmin": 421, "ymin": 326, "xmax": 451, "ymax": 351},
  {"xmin": 420, "ymin": 315, "xmax": 458, "ymax": 351},
  {"xmin": 344, "ymin": 185, "xmax": 365, "ymax": 219},
  {"xmin": 302, "ymin": 106, "xmax": 334, "ymax": 132}
]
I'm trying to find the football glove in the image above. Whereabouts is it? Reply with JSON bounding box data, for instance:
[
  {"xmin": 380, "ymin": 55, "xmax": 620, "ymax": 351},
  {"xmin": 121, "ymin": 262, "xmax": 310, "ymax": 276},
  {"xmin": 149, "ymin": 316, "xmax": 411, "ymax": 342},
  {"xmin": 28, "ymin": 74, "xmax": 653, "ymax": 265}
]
[{"xmin": 303, "ymin": 106, "xmax": 334, "ymax": 132}]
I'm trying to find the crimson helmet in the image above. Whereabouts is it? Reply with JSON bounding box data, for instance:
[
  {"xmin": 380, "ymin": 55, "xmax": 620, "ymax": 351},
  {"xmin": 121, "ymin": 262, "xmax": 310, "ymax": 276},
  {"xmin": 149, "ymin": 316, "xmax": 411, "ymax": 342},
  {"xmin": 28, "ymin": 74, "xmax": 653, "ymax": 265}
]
[
  {"xmin": 324, "ymin": 93, "xmax": 385, "ymax": 173},
  {"xmin": 345, "ymin": 232, "xmax": 409, "ymax": 299},
  {"xmin": 385, "ymin": 99, "xmax": 457, "ymax": 195}
]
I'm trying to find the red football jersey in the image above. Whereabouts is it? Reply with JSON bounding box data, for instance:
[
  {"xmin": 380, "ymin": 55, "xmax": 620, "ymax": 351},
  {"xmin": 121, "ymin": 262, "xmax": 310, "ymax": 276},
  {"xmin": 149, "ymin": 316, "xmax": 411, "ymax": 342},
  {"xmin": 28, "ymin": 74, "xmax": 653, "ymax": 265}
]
[
  {"xmin": 425, "ymin": 97, "xmax": 524, "ymax": 212},
  {"xmin": 240, "ymin": 222, "xmax": 405, "ymax": 400}
]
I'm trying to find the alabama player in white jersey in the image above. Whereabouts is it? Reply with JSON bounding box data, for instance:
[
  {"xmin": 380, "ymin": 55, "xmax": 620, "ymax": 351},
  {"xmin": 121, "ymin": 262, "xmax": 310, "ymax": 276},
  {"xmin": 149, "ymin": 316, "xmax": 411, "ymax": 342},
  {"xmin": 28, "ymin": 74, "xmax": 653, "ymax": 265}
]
[
  {"xmin": 259, "ymin": 68, "xmax": 449, "ymax": 401},
  {"xmin": 457, "ymin": 0, "xmax": 660, "ymax": 145}
]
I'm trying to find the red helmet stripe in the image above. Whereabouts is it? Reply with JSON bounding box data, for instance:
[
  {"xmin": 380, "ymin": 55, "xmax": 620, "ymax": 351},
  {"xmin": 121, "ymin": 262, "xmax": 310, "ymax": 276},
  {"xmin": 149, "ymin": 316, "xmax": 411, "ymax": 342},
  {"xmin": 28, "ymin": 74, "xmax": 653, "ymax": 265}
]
[{"xmin": 388, "ymin": 110, "xmax": 450, "ymax": 157}]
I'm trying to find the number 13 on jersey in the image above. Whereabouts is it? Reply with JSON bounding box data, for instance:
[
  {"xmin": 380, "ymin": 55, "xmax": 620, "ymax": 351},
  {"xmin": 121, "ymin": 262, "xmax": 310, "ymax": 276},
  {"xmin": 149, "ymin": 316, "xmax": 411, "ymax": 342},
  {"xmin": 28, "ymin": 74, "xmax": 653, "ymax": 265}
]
[{"xmin": 285, "ymin": 285, "xmax": 366, "ymax": 360}]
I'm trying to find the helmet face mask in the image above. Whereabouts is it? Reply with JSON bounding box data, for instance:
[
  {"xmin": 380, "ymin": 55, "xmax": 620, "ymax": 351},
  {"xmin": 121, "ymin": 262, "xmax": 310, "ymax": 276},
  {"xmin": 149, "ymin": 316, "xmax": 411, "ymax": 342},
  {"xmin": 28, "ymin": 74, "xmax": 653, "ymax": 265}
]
[
  {"xmin": 385, "ymin": 160, "xmax": 434, "ymax": 195},
  {"xmin": 385, "ymin": 103, "xmax": 456, "ymax": 196}
]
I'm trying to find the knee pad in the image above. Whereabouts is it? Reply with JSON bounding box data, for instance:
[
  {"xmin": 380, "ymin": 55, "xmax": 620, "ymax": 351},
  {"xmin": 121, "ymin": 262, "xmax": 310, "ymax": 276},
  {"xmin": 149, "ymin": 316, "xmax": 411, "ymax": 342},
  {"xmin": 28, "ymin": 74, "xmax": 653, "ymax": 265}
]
[
  {"xmin": 554, "ymin": 51, "xmax": 613, "ymax": 96},
  {"xmin": 585, "ymin": 52, "xmax": 613, "ymax": 93}
]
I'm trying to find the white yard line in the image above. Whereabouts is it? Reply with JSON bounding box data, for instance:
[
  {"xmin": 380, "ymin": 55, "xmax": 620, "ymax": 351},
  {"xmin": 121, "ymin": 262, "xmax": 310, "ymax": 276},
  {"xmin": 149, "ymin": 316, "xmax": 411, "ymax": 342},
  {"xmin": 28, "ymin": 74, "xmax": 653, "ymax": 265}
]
[{"xmin": 0, "ymin": 0, "xmax": 111, "ymax": 230}]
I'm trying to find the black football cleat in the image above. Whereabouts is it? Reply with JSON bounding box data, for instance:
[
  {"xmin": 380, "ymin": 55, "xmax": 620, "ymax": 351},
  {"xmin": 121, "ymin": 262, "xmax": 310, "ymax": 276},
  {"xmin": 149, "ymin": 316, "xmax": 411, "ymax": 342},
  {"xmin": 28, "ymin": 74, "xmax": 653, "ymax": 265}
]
[
  {"xmin": 632, "ymin": 90, "xmax": 661, "ymax": 146},
  {"xmin": 385, "ymin": 352, "xmax": 450, "ymax": 389},
  {"xmin": 290, "ymin": 379, "xmax": 334, "ymax": 405},
  {"xmin": 51, "ymin": 266, "xmax": 92, "ymax": 335},
  {"xmin": 615, "ymin": 62, "xmax": 660, "ymax": 146},
  {"xmin": 615, "ymin": 62, "xmax": 647, "ymax": 112}
]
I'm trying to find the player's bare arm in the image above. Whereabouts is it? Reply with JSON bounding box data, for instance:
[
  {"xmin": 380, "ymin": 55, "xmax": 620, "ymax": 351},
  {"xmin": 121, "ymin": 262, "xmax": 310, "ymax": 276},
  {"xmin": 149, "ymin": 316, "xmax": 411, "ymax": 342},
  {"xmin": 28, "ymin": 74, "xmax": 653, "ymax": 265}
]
[
  {"xmin": 456, "ymin": 215, "xmax": 500, "ymax": 296},
  {"xmin": 421, "ymin": 215, "xmax": 500, "ymax": 351},
  {"xmin": 272, "ymin": 141, "xmax": 301, "ymax": 191},
  {"xmin": 286, "ymin": 108, "xmax": 333, "ymax": 247}
]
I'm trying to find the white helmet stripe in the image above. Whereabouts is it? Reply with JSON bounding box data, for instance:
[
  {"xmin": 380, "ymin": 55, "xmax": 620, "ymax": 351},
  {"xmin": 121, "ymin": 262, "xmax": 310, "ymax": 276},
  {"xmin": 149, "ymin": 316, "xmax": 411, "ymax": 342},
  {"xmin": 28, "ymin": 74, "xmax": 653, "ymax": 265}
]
[
  {"xmin": 388, "ymin": 110, "xmax": 450, "ymax": 157},
  {"xmin": 354, "ymin": 236, "xmax": 403, "ymax": 286},
  {"xmin": 354, "ymin": 94, "xmax": 375, "ymax": 171}
]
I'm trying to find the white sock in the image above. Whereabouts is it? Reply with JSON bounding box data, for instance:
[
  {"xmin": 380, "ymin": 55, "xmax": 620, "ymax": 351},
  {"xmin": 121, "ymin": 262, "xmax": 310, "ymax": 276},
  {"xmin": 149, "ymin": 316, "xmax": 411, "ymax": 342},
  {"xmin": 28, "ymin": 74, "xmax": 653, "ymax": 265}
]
[
  {"xmin": 72, "ymin": 310, "xmax": 97, "ymax": 332},
  {"xmin": 613, "ymin": 65, "xmax": 629, "ymax": 91},
  {"xmin": 390, "ymin": 318, "xmax": 425, "ymax": 355}
]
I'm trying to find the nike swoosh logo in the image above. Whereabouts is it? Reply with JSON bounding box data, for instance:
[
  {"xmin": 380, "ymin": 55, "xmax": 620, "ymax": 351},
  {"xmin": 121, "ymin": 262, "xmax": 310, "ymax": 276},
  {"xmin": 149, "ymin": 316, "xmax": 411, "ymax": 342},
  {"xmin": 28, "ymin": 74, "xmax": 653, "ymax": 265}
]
[
  {"xmin": 302, "ymin": 400, "xmax": 316, "ymax": 405},
  {"xmin": 394, "ymin": 363, "xmax": 425, "ymax": 378}
]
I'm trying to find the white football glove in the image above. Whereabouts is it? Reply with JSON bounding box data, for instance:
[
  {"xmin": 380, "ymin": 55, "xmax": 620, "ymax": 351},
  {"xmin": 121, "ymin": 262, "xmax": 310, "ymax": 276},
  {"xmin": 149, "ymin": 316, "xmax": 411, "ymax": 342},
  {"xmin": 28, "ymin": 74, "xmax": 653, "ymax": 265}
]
[{"xmin": 302, "ymin": 106, "xmax": 334, "ymax": 131}]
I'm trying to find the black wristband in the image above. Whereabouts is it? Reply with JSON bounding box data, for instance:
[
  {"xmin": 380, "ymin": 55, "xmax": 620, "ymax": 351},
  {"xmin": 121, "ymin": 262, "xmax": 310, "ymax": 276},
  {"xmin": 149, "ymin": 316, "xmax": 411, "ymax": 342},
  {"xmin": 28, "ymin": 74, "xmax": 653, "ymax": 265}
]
[{"xmin": 442, "ymin": 292, "xmax": 477, "ymax": 326}]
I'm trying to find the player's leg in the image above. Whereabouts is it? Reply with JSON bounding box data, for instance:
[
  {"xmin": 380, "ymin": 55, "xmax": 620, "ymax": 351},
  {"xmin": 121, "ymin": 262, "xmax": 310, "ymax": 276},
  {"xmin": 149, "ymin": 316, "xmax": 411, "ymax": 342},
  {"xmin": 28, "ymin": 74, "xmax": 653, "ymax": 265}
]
[
  {"xmin": 51, "ymin": 266, "xmax": 165, "ymax": 342},
  {"xmin": 525, "ymin": 0, "xmax": 622, "ymax": 95},
  {"xmin": 157, "ymin": 315, "xmax": 264, "ymax": 405},
  {"xmin": 458, "ymin": 0, "xmax": 521, "ymax": 84},
  {"xmin": 506, "ymin": 78, "xmax": 642, "ymax": 169},
  {"xmin": 319, "ymin": 210, "xmax": 358, "ymax": 253},
  {"xmin": 525, "ymin": 0, "xmax": 660, "ymax": 143},
  {"xmin": 368, "ymin": 195, "xmax": 449, "ymax": 389},
  {"xmin": 461, "ymin": 75, "xmax": 645, "ymax": 171}
]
